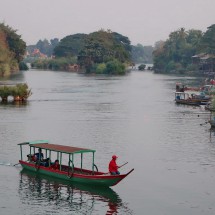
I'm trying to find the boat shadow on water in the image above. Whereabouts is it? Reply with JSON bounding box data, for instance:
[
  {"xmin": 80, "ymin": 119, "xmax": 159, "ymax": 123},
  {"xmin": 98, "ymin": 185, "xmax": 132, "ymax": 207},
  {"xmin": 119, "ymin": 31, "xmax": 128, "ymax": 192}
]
[{"xmin": 19, "ymin": 169, "xmax": 133, "ymax": 215}]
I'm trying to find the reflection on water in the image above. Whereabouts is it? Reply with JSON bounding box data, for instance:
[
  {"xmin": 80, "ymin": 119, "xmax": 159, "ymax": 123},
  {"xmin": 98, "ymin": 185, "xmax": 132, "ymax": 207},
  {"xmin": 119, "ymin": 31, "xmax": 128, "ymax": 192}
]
[
  {"xmin": 0, "ymin": 101, "xmax": 29, "ymax": 107},
  {"xmin": 19, "ymin": 170, "xmax": 133, "ymax": 215}
]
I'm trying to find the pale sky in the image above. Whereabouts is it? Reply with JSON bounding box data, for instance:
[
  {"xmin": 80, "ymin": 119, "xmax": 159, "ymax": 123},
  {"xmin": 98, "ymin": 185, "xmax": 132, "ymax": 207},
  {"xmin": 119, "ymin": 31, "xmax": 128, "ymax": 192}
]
[{"xmin": 0, "ymin": 0, "xmax": 214, "ymax": 46}]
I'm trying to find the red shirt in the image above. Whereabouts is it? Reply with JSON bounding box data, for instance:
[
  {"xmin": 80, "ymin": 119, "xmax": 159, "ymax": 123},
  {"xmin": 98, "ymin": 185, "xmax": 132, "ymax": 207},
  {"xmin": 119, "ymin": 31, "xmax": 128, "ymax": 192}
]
[
  {"xmin": 50, "ymin": 163, "xmax": 60, "ymax": 170},
  {"xmin": 109, "ymin": 159, "xmax": 118, "ymax": 172}
]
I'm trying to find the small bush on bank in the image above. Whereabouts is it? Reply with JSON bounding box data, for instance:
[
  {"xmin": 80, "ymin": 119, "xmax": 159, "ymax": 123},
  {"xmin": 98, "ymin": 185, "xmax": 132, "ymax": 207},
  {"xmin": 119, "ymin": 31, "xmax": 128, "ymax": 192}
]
[
  {"xmin": 0, "ymin": 83, "xmax": 32, "ymax": 102},
  {"xmin": 105, "ymin": 59, "xmax": 125, "ymax": 75},
  {"xmin": 19, "ymin": 62, "xmax": 29, "ymax": 70},
  {"xmin": 96, "ymin": 63, "xmax": 106, "ymax": 74},
  {"xmin": 31, "ymin": 57, "xmax": 77, "ymax": 71}
]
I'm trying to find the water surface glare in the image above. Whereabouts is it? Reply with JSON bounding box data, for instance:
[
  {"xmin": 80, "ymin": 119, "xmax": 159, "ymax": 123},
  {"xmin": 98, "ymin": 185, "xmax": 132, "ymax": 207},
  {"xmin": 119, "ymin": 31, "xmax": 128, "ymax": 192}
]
[{"xmin": 0, "ymin": 70, "xmax": 215, "ymax": 215}]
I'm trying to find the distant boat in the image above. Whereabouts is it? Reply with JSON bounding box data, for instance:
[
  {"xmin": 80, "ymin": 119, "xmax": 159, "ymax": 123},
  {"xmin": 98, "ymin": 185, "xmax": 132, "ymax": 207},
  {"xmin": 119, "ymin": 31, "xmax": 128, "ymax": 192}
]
[
  {"xmin": 18, "ymin": 140, "xmax": 134, "ymax": 187},
  {"xmin": 175, "ymin": 92, "xmax": 211, "ymax": 106}
]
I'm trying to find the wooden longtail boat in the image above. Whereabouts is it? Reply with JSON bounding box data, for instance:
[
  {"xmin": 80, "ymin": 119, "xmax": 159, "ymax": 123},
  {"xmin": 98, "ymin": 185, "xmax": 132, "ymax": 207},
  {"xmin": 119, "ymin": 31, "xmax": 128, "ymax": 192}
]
[
  {"xmin": 175, "ymin": 92, "xmax": 211, "ymax": 106},
  {"xmin": 18, "ymin": 140, "xmax": 134, "ymax": 187}
]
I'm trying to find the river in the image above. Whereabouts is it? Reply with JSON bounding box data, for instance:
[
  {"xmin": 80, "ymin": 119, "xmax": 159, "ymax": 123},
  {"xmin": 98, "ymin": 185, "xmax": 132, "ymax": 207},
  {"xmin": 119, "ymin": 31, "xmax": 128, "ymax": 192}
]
[{"xmin": 0, "ymin": 69, "xmax": 215, "ymax": 215}]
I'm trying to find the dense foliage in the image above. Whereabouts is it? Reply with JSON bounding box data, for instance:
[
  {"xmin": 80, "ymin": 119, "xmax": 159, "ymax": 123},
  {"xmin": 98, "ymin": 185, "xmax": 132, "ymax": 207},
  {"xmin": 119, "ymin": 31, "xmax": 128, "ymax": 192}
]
[
  {"xmin": 31, "ymin": 57, "xmax": 77, "ymax": 71},
  {"xmin": 53, "ymin": 34, "xmax": 86, "ymax": 57},
  {"xmin": 0, "ymin": 83, "xmax": 32, "ymax": 102},
  {"xmin": 0, "ymin": 23, "xmax": 26, "ymax": 76},
  {"xmin": 199, "ymin": 24, "xmax": 215, "ymax": 54},
  {"xmin": 33, "ymin": 30, "xmax": 132, "ymax": 75},
  {"xmin": 153, "ymin": 28, "xmax": 203, "ymax": 73},
  {"xmin": 77, "ymin": 30, "xmax": 131, "ymax": 74},
  {"xmin": 153, "ymin": 25, "xmax": 215, "ymax": 74}
]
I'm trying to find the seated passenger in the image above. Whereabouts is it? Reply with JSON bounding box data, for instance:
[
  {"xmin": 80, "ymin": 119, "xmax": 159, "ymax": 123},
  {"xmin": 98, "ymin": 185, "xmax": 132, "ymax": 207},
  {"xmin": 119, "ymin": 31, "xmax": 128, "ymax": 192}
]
[
  {"xmin": 176, "ymin": 95, "xmax": 180, "ymax": 100},
  {"xmin": 50, "ymin": 159, "xmax": 60, "ymax": 170},
  {"xmin": 27, "ymin": 154, "xmax": 36, "ymax": 162}
]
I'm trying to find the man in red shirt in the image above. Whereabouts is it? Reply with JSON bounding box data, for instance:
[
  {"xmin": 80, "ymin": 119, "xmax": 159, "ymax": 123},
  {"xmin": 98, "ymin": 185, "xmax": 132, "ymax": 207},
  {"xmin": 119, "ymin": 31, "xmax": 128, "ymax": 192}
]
[{"xmin": 109, "ymin": 155, "xmax": 120, "ymax": 175}]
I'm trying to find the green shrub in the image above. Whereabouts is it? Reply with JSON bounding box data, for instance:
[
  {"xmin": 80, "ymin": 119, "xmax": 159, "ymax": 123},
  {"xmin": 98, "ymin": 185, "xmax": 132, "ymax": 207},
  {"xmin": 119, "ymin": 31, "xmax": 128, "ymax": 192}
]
[
  {"xmin": 105, "ymin": 59, "xmax": 125, "ymax": 75},
  {"xmin": 0, "ymin": 83, "xmax": 32, "ymax": 102},
  {"xmin": 19, "ymin": 62, "xmax": 29, "ymax": 70},
  {"xmin": 96, "ymin": 63, "xmax": 106, "ymax": 74},
  {"xmin": 32, "ymin": 57, "xmax": 77, "ymax": 71},
  {"xmin": 138, "ymin": 64, "xmax": 146, "ymax": 71}
]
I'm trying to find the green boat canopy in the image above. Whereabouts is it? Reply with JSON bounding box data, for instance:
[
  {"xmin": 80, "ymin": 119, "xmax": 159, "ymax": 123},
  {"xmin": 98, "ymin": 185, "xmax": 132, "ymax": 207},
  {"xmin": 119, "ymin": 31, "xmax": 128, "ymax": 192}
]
[{"xmin": 18, "ymin": 140, "xmax": 49, "ymax": 145}]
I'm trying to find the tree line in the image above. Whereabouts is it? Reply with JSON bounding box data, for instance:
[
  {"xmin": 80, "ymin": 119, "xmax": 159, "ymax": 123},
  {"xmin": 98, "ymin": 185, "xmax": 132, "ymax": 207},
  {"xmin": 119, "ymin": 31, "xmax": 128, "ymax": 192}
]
[
  {"xmin": 32, "ymin": 30, "xmax": 133, "ymax": 75},
  {"xmin": 29, "ymin": 30, "xmax": 153, "ymax": 74},
  {"xmin": 153, "ymin": 24, "xmax": 215, "ymax": 74},
  {"xmin": 2, "ymin": 21, "xmax": 214, "ymax": 77}
]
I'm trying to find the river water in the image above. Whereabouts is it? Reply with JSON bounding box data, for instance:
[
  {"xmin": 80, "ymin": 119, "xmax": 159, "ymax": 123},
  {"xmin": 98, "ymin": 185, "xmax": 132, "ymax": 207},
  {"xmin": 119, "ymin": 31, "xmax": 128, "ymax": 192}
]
[{"xmin": 0, "ymin": 69, "xmax": 215, "ymax": 215}]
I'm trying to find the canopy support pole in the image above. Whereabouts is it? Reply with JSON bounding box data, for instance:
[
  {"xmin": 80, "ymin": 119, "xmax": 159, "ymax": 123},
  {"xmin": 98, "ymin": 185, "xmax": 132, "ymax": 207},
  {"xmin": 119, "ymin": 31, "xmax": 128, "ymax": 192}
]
[
  {"xmin": 92, "ymin": 152, "xmax": 95, "ymax": 172},
  {"xmin": 81, "ymin": 153, "xmax": 83, "ymax": 170},
  {"xmin": 19, "ymin": 145, "xmax": 23, "ymax": 160},
  {"xmin": 49, "ymin": 150, "xmax": 51, "ymax": 166},
  {"xmin": 60, "ymin": 152, "xmax": 62, "ymax": 171}
]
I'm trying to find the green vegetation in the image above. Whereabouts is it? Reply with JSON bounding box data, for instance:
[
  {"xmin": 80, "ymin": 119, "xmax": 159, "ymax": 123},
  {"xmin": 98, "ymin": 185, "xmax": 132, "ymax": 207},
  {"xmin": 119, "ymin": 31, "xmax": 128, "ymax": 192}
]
[
  {"xmin": 31, "ymin": 57, "xmax": 77, "ymax": 71},
  {"xmin": 131, "ymin": 44, "xmax": 153, "ymax": 63},
  {"xmin": 32, "ymin": 30, "xmax": 132, "ymax": 75},
  {"xmin": 199, "ymin": 24, "xmax": 215, "ymax": 54},
  {"xmin": 53, "ymin": 34, "xmax": 86, "ymax": 57},
  {"xmin": 153, "ymin": 25, "xmax": 215, "ymax": 74},
  {"xmin": 138, "ymin": 64, "xmax": 146, "ymax": 71},
  {"xmin": 0, "ymin": 83, "xmax": 32, "ymax": 102},
  {"xmin": 0, "ymin": 23, "xmax": 27, "ymax": 76},
  {"xmin": 77, "ymin": 30, "xmax": 131, "ymax": 75}
]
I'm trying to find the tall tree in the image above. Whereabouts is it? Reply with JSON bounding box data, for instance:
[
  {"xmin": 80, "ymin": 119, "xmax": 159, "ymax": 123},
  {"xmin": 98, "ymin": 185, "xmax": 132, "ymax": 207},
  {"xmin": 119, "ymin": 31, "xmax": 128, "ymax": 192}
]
[
  {"xmin": 199, "ymin": 24, "xmax": 215, "ymax": 54},
  {"xmin": 0, "ymin": 23, "xmax": 26, "ymax": 62},
  {"xmin": 54, "ymin": 34, "xmax": 87, "ymax": 57},
  {"xmin": 0, "ymin": 23, "xmax": 26, "ymax": 76},
  {"xmin": 79, "ymin": 30, "xmax": 131, "ymax": 64},
  {"xmin": 153, "ymin": 28, "xmax": 203, "ymax": 72}
]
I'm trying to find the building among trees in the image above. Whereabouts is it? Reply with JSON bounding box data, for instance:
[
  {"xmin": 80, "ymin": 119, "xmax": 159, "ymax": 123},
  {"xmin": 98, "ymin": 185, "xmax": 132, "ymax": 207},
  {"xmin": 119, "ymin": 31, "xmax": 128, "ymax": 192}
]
[{"xmin": 192, "ymin": 53, "xmax": 215, "ymax": 75}]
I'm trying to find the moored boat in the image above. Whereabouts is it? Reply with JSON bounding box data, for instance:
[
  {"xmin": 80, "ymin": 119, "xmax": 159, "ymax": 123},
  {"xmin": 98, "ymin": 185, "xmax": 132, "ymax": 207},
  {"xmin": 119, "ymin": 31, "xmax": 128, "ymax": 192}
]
[
  {"xmin": 175, "ymin": 92, "xmax": 211, "ymax": 106},
  {"xmin": 18, "ymin": 140, "xmax": 134, "ymax": 187}
]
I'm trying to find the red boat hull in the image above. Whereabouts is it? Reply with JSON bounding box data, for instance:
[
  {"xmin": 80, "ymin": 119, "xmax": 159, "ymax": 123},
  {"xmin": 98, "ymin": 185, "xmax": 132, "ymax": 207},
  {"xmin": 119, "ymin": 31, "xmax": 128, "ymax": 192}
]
[{"xmin": 19, "ymin": 160, "xmax": 134, "ymax": 187}]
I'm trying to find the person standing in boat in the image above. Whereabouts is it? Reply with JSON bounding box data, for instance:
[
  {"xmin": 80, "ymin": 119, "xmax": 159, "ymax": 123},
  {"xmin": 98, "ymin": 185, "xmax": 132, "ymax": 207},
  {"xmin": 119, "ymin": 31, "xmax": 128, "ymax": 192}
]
[{"xmin": 109, "ymin": 155, "xmax": 120, "ymax": 175}]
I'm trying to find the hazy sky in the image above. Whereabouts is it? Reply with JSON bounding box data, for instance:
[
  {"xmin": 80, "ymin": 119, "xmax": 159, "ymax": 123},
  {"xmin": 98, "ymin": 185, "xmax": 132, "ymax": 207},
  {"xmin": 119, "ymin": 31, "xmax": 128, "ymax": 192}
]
[{"xmin": 0, "ymin": 0, "xmax": 214, "ymax": 46}]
